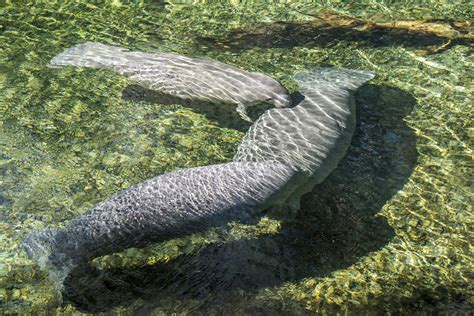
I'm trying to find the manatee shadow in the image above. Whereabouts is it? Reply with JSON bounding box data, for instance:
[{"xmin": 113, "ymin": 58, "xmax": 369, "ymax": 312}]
[
  {"xmin": 122, "ymin": 84, "xmax": 254, "ymax": 132},
  {"xmin": 197, "ymin": 20, "xmax": 471, "ymax": 53},
  {"xmin": 62, "ymin": 84, "xmax": 418, "ymax": 313}
]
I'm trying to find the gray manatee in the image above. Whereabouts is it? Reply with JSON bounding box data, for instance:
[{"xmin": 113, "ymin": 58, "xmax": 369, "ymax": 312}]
[
  {"xmin": 22, "ymin": 161, "xmax": 301, "ymax": 287},
  {"xmin": 49, "ymin": 42, "xmax": 292, "ymax": 121},
  {"xmin": 234, "ymin": 68, "xmax": 374, "ymax": 211},
  {"xmin": 22, "ymin": 44, "xmax": 374, "ymax": 289}
]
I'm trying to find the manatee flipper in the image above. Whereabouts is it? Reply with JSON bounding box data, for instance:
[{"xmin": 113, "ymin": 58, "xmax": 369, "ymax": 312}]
[
  {"xmin": 236, "ymin": 103, "xmax": 253, "ymax": 122},
  {"xmin": 21, "ymin": 161, "xmax": 299, "ymax": 289},
  {"xmin": 49, "ymin": 42, "xmax": 292, "ymax": 116},
  {"xmin": 234, "ymin": 68, "xmax": 374, "ymax": 211}
]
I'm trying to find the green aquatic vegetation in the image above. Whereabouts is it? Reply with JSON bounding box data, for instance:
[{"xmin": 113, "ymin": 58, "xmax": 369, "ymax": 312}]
[
  {"xmin": 92, "ymin": 217, "xmax": 282, "ymax": 270},
  {"xmin": 0, "ymin": 1, "xmax": 472, "ymax": 314}
]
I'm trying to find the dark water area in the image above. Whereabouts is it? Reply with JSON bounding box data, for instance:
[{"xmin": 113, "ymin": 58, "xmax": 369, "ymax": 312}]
[
  {"xmin": 122, "ymin": 84, "xmax": 254, "ymax": 132},
  {"xmin": 198, "ymin": 19, "xmax": 472, "ymax": 54}
]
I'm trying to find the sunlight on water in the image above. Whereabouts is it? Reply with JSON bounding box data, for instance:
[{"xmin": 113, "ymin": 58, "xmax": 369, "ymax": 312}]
[{"xmin": 0, "ymin": 1, "xmax": 472, "ymax": 314}]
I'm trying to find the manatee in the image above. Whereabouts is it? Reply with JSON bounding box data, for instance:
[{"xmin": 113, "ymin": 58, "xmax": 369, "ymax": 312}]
[
  {"xmin": 234, "ymin": 68, "xmax": 375, "ymax": 211},
  {"xmin": 22, "ymin": 161, "xmax": 301, "ymax": 287},
  {"xmin": 21, "ymin": 47, "xmax": 374, "ymax": 290},
  {"xmin": 49, "ymin": 42, "xmax": 292, "ymax": 121}
]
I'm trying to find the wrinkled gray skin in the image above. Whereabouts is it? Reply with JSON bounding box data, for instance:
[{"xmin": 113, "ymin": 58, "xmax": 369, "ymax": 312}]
[
  {"xmin": 234, "ymin": 69, "xmax": 375, "ymax": 211},
  {"xmin": 49, "ymin": 42, "xmax": 292, "ymax": 121},
  {"xmin": 22, "ymin": 43, "xmax": 374, "ymax": 289},
  {"xmin": 22, "ymin": 162, "xmax": 301, "ymax": 285}
]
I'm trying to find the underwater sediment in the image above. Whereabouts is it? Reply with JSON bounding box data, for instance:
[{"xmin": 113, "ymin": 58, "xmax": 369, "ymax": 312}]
[{"xmin": 0, "ymin": 1, "xmax": 472, "ymax": 314}]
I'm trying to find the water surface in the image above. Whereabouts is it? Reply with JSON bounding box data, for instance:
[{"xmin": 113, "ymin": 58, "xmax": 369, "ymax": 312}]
[{"xmin": 0, "ymin": 1, "xmax": 472, "ymax": 314}]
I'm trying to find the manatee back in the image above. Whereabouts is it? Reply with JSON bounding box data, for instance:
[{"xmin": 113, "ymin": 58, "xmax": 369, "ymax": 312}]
[
  {"xmin": 234, "ymin": 68, "xmax": 374, "ymax": 209},
  {"xmin": 49, "ymin": 42, "xmax": 291, "ymax": 109},
  {"xmin": 57, "ymin": 161, "xmax": 299, "ymax": 260},
  {"xmin": 21, "ymin": 160, "xmax": 300, "ymax": 288}
]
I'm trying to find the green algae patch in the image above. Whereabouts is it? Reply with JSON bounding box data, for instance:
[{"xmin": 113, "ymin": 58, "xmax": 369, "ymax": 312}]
[
  {"xmin": 92, "ymin": 217, "xmax": 282, "ymax": 270},
  {"xmin": 0, "ymin": 1, "xmax": 473, "ymax": 315}
]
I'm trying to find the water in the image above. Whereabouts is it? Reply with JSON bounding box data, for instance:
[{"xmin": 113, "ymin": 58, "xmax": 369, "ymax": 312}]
[{"xmin": 0, "ymin": 2, "xmax": 472, "ymax": 314}]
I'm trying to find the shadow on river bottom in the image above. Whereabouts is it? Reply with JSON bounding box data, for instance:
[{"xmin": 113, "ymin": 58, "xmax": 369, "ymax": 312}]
[{"xmin": 61, "ymin": 83, "xmax": 418, "ymax": 314}]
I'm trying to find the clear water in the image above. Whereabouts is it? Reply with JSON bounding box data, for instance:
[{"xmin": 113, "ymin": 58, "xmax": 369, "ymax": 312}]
[{"xmin": 0, "ymin": 2, "xmax": 472, "ymax": 314}]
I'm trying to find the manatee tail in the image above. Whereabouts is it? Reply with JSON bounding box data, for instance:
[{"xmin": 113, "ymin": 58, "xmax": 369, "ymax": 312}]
[
  {"xmin": 21, "ymin": 228, "xmax": 75, "ymax": 291},
  {"xmin": 49, "ymin": 41, "xmax": 131, "ymax": 69}
]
